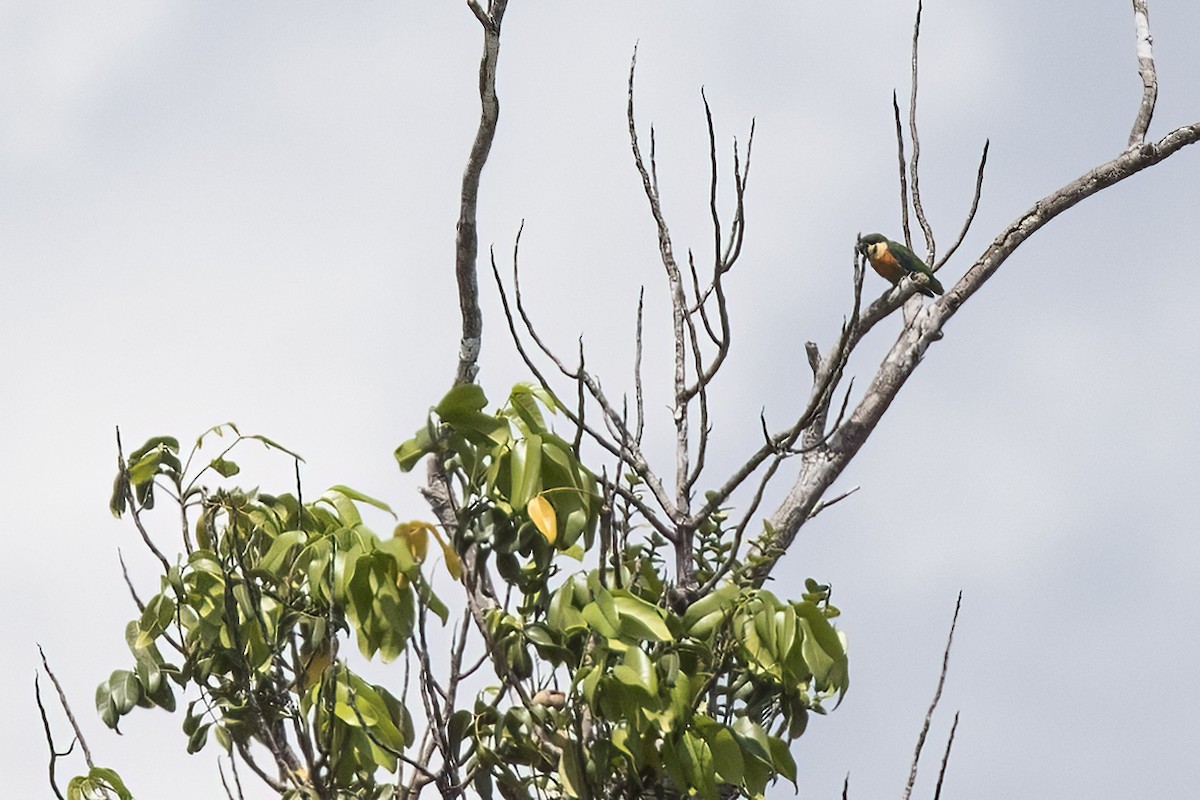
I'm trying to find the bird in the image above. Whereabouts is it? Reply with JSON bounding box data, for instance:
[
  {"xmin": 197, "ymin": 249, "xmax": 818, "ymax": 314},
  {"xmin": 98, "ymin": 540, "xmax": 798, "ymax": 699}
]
[{"xmin": 857, "ymin": 233, "xmax": 944, "ymax": 297}]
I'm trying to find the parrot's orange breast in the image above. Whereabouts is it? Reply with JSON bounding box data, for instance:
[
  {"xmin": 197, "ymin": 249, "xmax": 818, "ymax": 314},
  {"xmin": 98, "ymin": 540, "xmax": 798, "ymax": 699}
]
[{"xmin": 867, "ymin": 250, "xmax": 907, "ymax": 285}]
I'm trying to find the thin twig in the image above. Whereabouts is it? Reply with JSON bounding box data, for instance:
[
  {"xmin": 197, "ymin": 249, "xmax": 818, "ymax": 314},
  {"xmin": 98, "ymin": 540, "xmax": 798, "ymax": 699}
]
[
  {"xmin": 117, "ymin": 550, "xmax": 146, "ymax": 613},
  {"xmin": 933, "ymin": 711, "xmax": 960, "ymax": 800},
  {"xmin": 628, "ymin": 47, "xmax": 693, "ymax": 574},
  {"xmin": 633, "ymin": 288, "xmax": 646, "ymax": 444},
  {"xmin": 34, "ymin": 672, "xmax": 67, "ymax": 800},
  {"xmin": 907, "ymin": 0, "xmax": 936, "ymax": 261},
  {"xmin": 933, "ymin": 140, "xmax": 990, "ymax": 273},
  {"xmin": 806, "ymin": 486, "xmax": 860, "ymax": 520},
  {"xmin": 218, "ymin": 755, "xmax": 246, "ymax": 800},
  {"xmin": 892, "ymin": 92, "xmax": 912, "ymax": 248},
  {"xmin": 37, "ymin": 645, "xmax": 94, "ymax": 769},
  {"xmin": 902, "ymin": 591, "xmax": 962, "ymax": 800},
  {"xmin": 492, "ymin": 247, "xmax": 684, "ymax": 541}
]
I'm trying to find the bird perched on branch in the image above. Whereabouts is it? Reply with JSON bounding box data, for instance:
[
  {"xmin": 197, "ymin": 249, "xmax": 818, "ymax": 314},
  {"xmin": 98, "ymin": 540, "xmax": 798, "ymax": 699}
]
[{"xmin": 857, "ymin": 233, "xmax": 944, "ymax": 297}]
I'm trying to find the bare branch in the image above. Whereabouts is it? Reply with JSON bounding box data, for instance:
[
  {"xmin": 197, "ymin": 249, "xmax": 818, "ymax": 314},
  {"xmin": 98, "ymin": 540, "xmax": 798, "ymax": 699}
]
[
  {"xmin": 902, "ymin": 592, "xmax": 962, "ymax": 800},
  {"xmin": 1128, "ymin": 0, "xmax": 1158, "ymax": 148},
  {"xmin": 570, "ymin": 339, "xmax": 588, "ymax": 455},
  {"xmin": 933, "ymin": 140, "xmax": 989, "ymax": 273},
  {"xmin": 892, "ymin": 92, "xmax": 912, "ymax": 248},
  {"xmin": 627, "ymin": 50, "xmax": 694, "ymax": 570},
  {"xmin": 233, "ymin": 741, "xmax": 288, "ymax": 794},
  {"xmin": 454, "ymin": 0, "xmax": 509, "ymax": 385},
  {"xmin": 933, "ymin": 711, "xmax": 961, "ymax": 800},
  {"xmin": 633, "ymin": 287, "xmax": 646, "ymax": 444},
  {"xmin": 807, "ymin": 485, "xmax": 860, "ymax": 520},
  {"xmin": 37, "ymin": 646, "xmax": 94, "ymax": 770},
  {"xmin": 762, "ymin": 117, "xmax": 1200, "ymax": 573},
  {"xmin": 907, "ymin": 0, "xmax": 936, "ymax": 260},
  {"xmin": 491, "ymin": 252, "xmax": 683, "ymax": 541},
  {"xmin": 34, "ymin": 672, "xmax": 67, "ymax": 800},
  {"xmin": 218, "ymin": 755, "xmax": 246, "ymax": 800},
  {"xmin": 117, "ymin": 550, "xmax": 146, "ymax": 613},
  {"xmin": 686, "ymin": 243, "xmax": 864, "ymax": 531},
  {"xmin": 705, "ymin": 87, "xmax": 723, "ymax": 273}
]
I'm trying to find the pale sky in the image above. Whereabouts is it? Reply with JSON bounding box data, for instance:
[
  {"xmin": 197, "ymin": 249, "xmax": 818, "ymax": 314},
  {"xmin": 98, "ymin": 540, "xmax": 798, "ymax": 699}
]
[{"xmin": 4, "ymin": 2, "xmax": 1199, "ymax": 798}]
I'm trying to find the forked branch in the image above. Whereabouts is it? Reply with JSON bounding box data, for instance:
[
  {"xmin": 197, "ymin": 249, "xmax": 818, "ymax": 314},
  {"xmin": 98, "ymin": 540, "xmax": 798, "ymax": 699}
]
[{"xmin": 756, "ymin": 0, "xmax": 1199, "ymax": 581}]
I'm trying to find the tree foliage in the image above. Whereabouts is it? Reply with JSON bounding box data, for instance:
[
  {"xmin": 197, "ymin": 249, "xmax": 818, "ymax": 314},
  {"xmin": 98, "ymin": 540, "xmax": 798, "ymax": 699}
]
[
  {"xmin": 90, "ymin": 379, "xmax": 847, "ymax": 798},
  {"xmin": 35, "ymin": 1, "xmax": 1200, "ymax": 798}
]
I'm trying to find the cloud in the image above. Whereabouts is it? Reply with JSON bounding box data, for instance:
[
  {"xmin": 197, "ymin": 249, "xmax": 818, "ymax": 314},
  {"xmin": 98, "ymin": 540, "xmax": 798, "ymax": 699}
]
[{"xmin": 0, "ymin": 1, "xmax": 182, "ymax": 160}]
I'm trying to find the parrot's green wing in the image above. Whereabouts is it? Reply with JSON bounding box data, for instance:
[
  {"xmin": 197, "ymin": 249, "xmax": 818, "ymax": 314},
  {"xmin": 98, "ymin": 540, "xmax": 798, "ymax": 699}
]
[{"xmin": 887, "ymin": 239, "xmax": 944, "ymax": 295}]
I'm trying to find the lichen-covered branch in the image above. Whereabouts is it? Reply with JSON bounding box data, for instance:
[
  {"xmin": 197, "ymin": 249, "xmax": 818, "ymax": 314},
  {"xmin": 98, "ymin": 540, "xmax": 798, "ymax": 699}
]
[{"xmin": 454, "ymin": 0, "xmax": 508, "ymax": 386}]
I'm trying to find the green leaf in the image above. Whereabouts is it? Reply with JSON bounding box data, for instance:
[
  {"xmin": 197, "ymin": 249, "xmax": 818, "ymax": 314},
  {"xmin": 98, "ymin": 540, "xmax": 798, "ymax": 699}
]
[
  {"xmin": 507, "ymin": 383, "xmax": 551, "ymax": 433},
  {"xmin": 612, "ymin": 591, "xmax": 674, "ymax": 642},
  {"xmin": 69, "ymin": 767, "xmax": 133, "ymax": 800},
  {"xmin": 209, "ymin": 456, "xmax": 240, "ymax": 477},
  {"xmin": 435, "ymin": 382, "xmax": 489, "ymax": 417},
  {"xmin": 612, "ymin": 647, "xmax": 658, "ymax": 701},
  {"xmin": 435, "ymin": 384, "xmax": 510, "ymax": 445},
  {"xmin": 706, "ymin": 725, "xmax": 745, "ymax": 785},
  {"xmin": 732, "ymin": 717, "xmax": 774, "ymax": 768},
  {"xmin": 346, "ymin": 551, "xmax": 413, "ymax": 662},
  {"xmin": 127, "ymin": 435, "xmax": 179, "ymax": 463},
  {"xmin": 680, "ymin": 730, "xmax": 717, "ymax": 800},
  {"xmin": 581, "ymin": 588, "xmax": 620, "ymax": 639},
  {"xmin": 683, "ymin": 581, "xmax": 739, "ymax": 639},
  {"xmin": 508, "ymin": 434, "xmax": 543, "ymax": 509},
  {"xmin": 96, "ymin": 670, "xmax": 142, "ymax": 729},
  {"xmin": 395, "ymin": 426, "xmax": 436, "ymax": 472},
  {"xmin": 767, "ymin": 733, "xmax": 798, "ymax": 787},
  {"xmin": 187, "ymin": 721, "xmax": 212, "ymax": 754},
  {"xmin": 345, "ymin": 675, "xmax": 408, "ymax": 751},
  {"xmin": 245, "ymin": 433, "xmax": 304, "ymax": 461},
  {"xmin": 258, "ymin": 529, "xmax": 307, "ymax": 575},
  {"xmin": 558, "ymin": 741, "xmax": 587, "ymax": 799},
  {"xmin": 448, "ymin": 709, "xmax": 474, "ymax": 761},
  {"xmin": 109, "ymin": 470, "xmax": 129, "ymax": 518},
  {"xmin": 135, "ymin": 593, "xmax": 176, "ymax": 649},
  {"xmin": 795, "ymin": 602, "xmax": 849, "ymax": 695},
  {"xmin": 327, "ymin": 484, "xmax": 396, "ymax": 517}
]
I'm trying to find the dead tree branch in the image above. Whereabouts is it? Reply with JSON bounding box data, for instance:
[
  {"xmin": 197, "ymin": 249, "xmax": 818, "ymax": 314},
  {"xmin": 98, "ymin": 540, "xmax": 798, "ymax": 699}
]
[
  {"xmin": 755, "ymin": 0, "xmax": 1199, "ymax": 579},
  {"xmin": 1128, "ymin": 0, "xmax": 1157, "ymax": 148},
  {"xmin": 907, "ymin": 0, "xmax": 935, "ymax": 260},
  {"xmin": 37, "ymin": 646, "xmax": 94, "ymax": 770},
  {"xmin": 454, "ymin": 0, "xmax": 508, "ymax": 386},
  {"xmin": 902, "ymin": 592, "xmax": 962, "ymax": 800}
]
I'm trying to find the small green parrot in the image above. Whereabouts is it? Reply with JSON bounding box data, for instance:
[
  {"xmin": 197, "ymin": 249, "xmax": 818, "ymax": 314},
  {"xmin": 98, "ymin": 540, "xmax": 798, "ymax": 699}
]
[{"xmin": 857, "ymin": 233, "xmax": 944, "ymax": 297}]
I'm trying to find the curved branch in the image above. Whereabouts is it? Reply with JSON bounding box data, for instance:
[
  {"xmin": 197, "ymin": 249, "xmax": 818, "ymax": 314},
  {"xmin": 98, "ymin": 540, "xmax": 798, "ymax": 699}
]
[
  {"xmin": 454, "ymin": 0, "xmax": 509, "ymax": 386},
  {"xmin": 933, "ymin": 140, "xmax": 989, "ymax": 273},
  {"xmin": 753, "ymin": 0, "xmax": 1196, "ymax": 580},
  {"xmin": 1128, "ymin": 0, "xmax": 1157, "ymax": 148},
  {"xmin": 907, "ymin": 0, "xmax": 935, "ymax": 259},
  {"xmin": 761, "ymin": 121, "xmax": 1199, "ymax": 576}
]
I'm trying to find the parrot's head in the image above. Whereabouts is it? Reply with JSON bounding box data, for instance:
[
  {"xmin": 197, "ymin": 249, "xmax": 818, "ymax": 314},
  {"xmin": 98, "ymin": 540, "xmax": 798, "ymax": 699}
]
[{"xmin": 857, "ymin": 232, "xmax": 888, "ymax": 259}]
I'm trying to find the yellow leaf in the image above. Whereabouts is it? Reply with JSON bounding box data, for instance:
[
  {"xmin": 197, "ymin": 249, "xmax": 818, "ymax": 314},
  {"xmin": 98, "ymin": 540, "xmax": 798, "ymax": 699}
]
[
  {"xmin": 393, "ymin": 520, "xmax": 434, "ymax": 563},
  {"xmin": 441, "ymin": 543, "xmax": 463, "ymax": 581},
  {"xmin": 297, "ymin": 639, "xmax": 333, "ymax": 693},
  {"xmin": 527, "ymin": 494, "xmax": 557, "ymax": 545}
]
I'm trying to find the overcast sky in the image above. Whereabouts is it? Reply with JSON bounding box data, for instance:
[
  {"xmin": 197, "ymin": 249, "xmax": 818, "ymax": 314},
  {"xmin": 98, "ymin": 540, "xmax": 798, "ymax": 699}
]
[{"xmin": 4, "ymin": 2, "xmax": 1199, "ymax": 798}]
